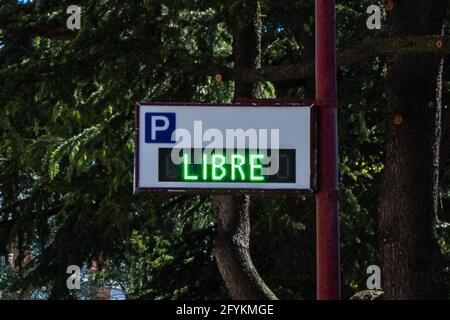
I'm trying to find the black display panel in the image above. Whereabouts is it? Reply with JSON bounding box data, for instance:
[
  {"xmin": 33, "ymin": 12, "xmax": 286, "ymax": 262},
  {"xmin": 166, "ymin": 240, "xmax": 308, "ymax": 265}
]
[{"xmin": 158, "ymin": 148, "xmax": 296, "ymax": 183}]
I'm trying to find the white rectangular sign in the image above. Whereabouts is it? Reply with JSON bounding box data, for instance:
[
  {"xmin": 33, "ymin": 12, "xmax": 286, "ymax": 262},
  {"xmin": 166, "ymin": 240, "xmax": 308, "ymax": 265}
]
[{"xmin": 134, "ymin": 102, "xmax": 314, "ymax": 193}]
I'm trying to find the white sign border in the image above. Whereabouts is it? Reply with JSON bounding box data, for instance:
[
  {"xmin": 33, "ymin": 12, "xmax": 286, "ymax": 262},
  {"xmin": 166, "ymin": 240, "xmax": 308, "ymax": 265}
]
[{"xmin": 134, "ymin": 101, "xmax": 316, "ymax": 195}]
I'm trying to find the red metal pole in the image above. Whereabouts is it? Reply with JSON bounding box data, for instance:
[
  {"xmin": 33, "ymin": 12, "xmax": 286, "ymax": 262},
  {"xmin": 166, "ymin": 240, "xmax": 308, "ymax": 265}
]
[{"xmin": 315, "ymin": 0, "xmax": 341, "ymax": 300}]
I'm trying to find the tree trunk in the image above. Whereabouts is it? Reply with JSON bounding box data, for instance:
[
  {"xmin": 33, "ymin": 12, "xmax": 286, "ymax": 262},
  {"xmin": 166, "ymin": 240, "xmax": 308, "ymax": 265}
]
[
  {"xmin": 212, "ymin": 0, "xmax": 277, "ymax": 300},
  {"xmin": 439, "ymin": 102, "xmax": 450, "ymax": 222},
  {"xmin": 378, "ymin": 0, "xmax": 448, "ymax": 299}
]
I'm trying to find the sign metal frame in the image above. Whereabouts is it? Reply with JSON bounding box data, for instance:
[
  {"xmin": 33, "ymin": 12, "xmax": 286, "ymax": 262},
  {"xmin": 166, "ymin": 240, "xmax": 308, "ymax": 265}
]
[{"xmin": 134, "ymin": 100, "xmax": 316, "ymax": 195}]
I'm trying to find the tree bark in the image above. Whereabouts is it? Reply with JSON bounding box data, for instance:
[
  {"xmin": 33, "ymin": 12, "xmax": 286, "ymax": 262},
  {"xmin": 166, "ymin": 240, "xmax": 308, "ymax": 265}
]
[
  {"xmin": 378, "ymin": 0, "xmax": 448, "ymax": 299},
  {"xmin": 439, "ymin": 99, "xmax": 450, "ymax": 222},
  {"xmin": 212, "ymin": 0, "xmax": 277, "ymax": 300}
]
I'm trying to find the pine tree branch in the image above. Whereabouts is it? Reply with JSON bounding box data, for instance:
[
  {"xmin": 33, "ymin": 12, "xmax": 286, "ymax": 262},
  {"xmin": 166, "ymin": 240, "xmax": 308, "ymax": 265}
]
[
  {"xmin": 201, "ymin": 35, "xmax": 450, "ymax": 83},
  {"xmin": 26, "ymin": 25, "xmax": 74, "ymax": 40},
  {"xmin": 2, "ymin": 23, "xmax": 448, "ymax": 84},
  {"xmin": 0, "ymin": 22, "xmax": 74, "ymax": 40}
]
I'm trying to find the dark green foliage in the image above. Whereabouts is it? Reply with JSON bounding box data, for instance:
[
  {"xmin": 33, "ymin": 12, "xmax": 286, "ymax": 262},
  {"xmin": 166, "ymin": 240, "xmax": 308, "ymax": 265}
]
[{"xmin": 0, "ymin": 0, "xmax": 448, "ymax": 299}]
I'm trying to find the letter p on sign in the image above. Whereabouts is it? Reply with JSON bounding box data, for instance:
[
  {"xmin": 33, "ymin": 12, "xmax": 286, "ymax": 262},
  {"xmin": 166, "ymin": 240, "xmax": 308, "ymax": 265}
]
[{"xmin": 145, "ymin": 113, "xmax": 176, "ymax": 143}]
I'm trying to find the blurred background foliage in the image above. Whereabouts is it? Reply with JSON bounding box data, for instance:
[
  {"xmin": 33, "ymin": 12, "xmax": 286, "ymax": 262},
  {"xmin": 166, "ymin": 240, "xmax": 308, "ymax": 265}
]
[{"xmin": 0, "ymin": 0, "xmax": 448, "ymax": 299}]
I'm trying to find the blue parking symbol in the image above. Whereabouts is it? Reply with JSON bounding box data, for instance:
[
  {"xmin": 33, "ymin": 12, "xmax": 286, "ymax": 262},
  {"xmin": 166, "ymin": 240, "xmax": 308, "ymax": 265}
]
[{"xmin": 145, "ymin": 113, "xmax": 176, "ymax": 143}]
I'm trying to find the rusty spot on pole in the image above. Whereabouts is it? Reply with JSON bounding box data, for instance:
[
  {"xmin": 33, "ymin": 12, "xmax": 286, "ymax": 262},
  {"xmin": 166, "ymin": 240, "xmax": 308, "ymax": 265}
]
[{"xmin": 393, "ymin": 114, "xmax": 403, "ymax": 126}]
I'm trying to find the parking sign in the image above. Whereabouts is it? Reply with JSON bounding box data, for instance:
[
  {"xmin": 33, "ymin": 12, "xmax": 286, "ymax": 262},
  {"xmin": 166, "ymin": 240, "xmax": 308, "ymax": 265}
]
[{"xmin": 134, "ymin": 102, "xmax": 315, "ymax": 194}]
